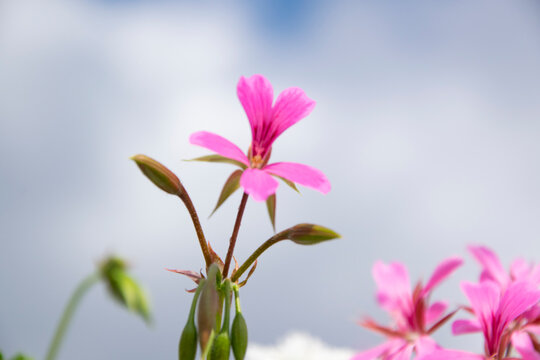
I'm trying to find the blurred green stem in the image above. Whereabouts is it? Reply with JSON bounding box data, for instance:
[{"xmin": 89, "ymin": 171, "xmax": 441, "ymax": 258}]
[{"xmin": 45, "ymin": 273, "xmax": 100, "ymax": 360}]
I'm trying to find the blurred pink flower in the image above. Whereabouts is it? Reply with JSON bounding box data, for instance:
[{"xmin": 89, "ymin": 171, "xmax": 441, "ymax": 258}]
[
  {"xmin": 468, "ymin": 245, "xmax": 540, "ymax": 290},
  {"xmin": 420, "ymin": 281, "xmax": 540, "ymax": 360},
  {"xmin": 352, "ymin": 257, "xmax": 463, "ymax": 360},
  {"xmin": 190, "ymin": 74, "xmax": 330, "ymax": 201}
]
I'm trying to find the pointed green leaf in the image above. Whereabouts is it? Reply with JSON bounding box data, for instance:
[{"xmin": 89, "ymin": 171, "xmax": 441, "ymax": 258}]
[
  {"xmin": 211, "ymin": 170, "xmax": 243, "ymax": 216},
  {"xmin": 273, "ymin": 175, "xmax": 299, "ymax": 193},
  {"xmin": 265, "ymin": 194, "xmax": 276, "ymax": 231},
  {"xmin": 186, "ymin": 155, "xmax": 247, "ymax": 170}
]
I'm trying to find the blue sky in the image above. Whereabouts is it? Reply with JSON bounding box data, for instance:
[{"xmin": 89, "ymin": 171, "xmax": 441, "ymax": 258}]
[{"xmin": 1, "ymin": 0, "xmax": 540, "ymax": 358}]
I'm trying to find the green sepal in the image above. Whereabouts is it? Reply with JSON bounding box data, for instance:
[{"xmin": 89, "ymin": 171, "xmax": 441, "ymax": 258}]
[
  {"xmin": 265, "ymin": 194, "xmax": 276, "ymax": 231},
  {"xmin": 187, "ymin": 155, "xmax": 247, "ymax": 170},
  {"xmin": 230, "ymin": 312, "xmax": 248, "ymax": 360},
  {"xmin": 273, "ymin": 175, "xmax": 299, "ymax": 193},
  {"xmin": 211, "ymin": 170, "xmax": 243, "ymax": 216}
]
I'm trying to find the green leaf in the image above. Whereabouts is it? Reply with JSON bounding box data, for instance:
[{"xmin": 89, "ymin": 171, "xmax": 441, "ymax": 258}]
[
  {"xmin": 265, "ymin": 194, "xmax": 276, "ymax": 231},
  {"xmin": 287, "ymin": 224, "xmax": 341, "ymax": 245},
  {"xmin": 10, "ymin": 354, "xmax": 34, "ymax": 360},
  {"xmin": 187, "ymin": 155, "xmax": 247, "ymax": 170},
  {"xmin": 211, "ymin": 170, "xmax": 243, "ymax": 216},
  {"xmin": 273, "ymin": 175, "xmax": 299, "ymax": 193}
]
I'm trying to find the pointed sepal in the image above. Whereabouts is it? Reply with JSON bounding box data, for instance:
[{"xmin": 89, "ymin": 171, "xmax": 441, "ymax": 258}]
[
  {"xmin": 187, "ymin": 155, "xmax": 247, "ymax": 170},
  {"xmin": 265, "ymin": 194, "xmax": 276, "ymax": 231},
  {"xmin": 211, "ymin": 170, "xmax": 243, "ymax": 216}
]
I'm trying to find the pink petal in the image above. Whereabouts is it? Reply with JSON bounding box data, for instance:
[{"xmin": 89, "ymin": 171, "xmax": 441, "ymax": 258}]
[
  {"xmin": 498, "ymin": 281, "xmax": 540, "ymax": 327},
  {"xmin": 417, "ymin": 350, "xmax": 483, "ymax": 360},
  {"xmin": 351, "ymin": 341, "xmax": 394, "ymax": 360},
  {"xmin": 372, "ymin": 261, "xmax": 412, "ymax": 317},
  {"xmin": 461, "ymin": 281, "xmax": 500, "ymax": 328},
  {"xmin": 271, "ymin": 86, "xmax": 316, "ymax": 139},
  {"xmin": 189, "ymin": 131, "xmax": 249, "ymax": 165},
  {"xmin": 239, "ymin": 168, "xmax": 278, "ymax": 202},
  {"xmin": 511, "ymin": 258, "xmax": 531, "ymax": 281},
  {"xmin": 511, "ymin": 331, "xmax": 540, "ymax": 360},
  {"xmin": 468, "ymin": 245, "xmax": 509, "ymax": 287},
  {"xmin": 423, "ymin": 256, "xmax": 463, "ymax": 294},
  {"xmin": 414, "ymin": 336, "xmax": 439, "ymax": 357},
  {"xmin": 425, "ymin": 301, "xmax": 448, "ymax": 326},
  {"xmin": 263, "ymin": 162, "xmax": 330, "ymax": 194},
  {"xmin": 237, "ymin": 75, "xmax": 274, "ymax": 136},
  {"xmin": 388, "ymin": 344, "xmax": 413, "ymax": 360},
  {"xmin": 452, "ymin": 319, "xmax": 482, "ymax": 335}
]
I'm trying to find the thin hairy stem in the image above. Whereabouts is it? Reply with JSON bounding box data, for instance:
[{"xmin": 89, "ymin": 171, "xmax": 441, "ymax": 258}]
[
  {"xmin": 177, "ymin": 188, "xmax": 211, "ymax": 267},
  {"xmin": 222, "ymin": 193, "xmax": 249, "ymax": 277}
]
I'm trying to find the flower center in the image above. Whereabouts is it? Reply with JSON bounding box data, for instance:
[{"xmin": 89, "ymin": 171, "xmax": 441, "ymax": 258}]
[{"xmin": 251, "ymin": 155, "xmax": 264, "ymax": 169}]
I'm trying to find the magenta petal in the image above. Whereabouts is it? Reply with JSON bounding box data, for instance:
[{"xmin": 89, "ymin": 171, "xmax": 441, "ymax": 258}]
[
  {"xmin": 263, "ymin": 162, "xmax": 330, "ymax": 194},
  {"xmin": 414, "ymin": 336, "xmax": 438, "ymax": 357},
  {"xmin": 237, "ymin": 75, "xmax": 274, "ymax": 135},
  {"xmin": 498, "ymin": 281, "xmax": 540, "ymax": 326},
  {"xmin": 351, "ymin": 341, "xmax": 394, "ymax": 360},
  {"xmin": 511, "ymin": 331, "xmax": 540, "ymax": 360},
  {"xmin": 452, "ymin": 319, "xmax": 482, "ymax": 335},
  {"xmin": 425, "ymin": 301, "xmax": 448, "ymax": 326},
  {"xmin": 417, "ymin": 350, "xmax": 483, "ymax": 360},
  {"xmin": 271, "ymin": 86, "xmax": 316, "ymax": 138},
  {"xmin": 240, "ymin": 168, "xmax": 278, "ymax": 202},
  {"xmin": 468, "ymin": 245, "xmax": 509, "ymax": 287},
  {"xmin": 372, "ymin": 261, "xmax": 412, "ymax": 317},
  {"xmin": 189, "ymin": 131, "xmax": 249, "ymax": 165},
  {"xmin": 461, "ymin": 281, "xmax": 500, "ymax": 325},
  {"xmin": 423, "ymin": 256, "xmax": 463, "ymax": 294}
]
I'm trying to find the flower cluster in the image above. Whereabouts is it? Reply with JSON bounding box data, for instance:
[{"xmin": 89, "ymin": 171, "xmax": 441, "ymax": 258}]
[{"xmin": 354, "ymin": 246, "xmax": 540, "ymax": 360}]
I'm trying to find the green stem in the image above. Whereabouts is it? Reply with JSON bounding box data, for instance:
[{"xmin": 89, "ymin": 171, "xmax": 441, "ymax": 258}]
[
  {"xmin": 45, "ymin": 273, "xmax": 100, "ymax": 360},
  {"xmin": 220, "ymin": 280, "xmax": 232, "ymax": 335},
  {"xmin": 233, "ymin": 285, "xmax": 241, "ymax": 313},
  {"xmin": 231, "ymin": 229, "xmax": 289, "ymax": 283},
  {"xmin": 222, "ymin": 193, "xmax": 249, "ymax": 278}
]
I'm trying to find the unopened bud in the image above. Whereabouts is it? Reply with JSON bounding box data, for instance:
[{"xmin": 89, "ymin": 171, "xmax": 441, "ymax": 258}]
[
  {"xmin": 197, "ymin": 264, "xmax": 221, "ymax": 353},
  {"xmin": 179, "ymin": 318, "xmax": 197, "ymax": 360},
  {"xmin": 287, "ymin": 223, "xmax": 340, "ymax": 245},
  {"xmin": 100, "ymin": 256, "xmax": 152, "ymax": 323},
  {"xmin": 131, "ymin": 154, "xmax": 182, "ymax": 195},
  {"xmin": 208, "ymin": 332, "xmax": 230, "ymax": 360},
  {"xmin": 230, "ymin": 312, "xmax": 248, "ymax": 360}
]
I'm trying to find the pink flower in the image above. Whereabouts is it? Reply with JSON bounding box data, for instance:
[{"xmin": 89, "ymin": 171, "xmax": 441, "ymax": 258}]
[
  {"xmin": 468, "ymin": 245, "xmax": 540, "ymax": 290},
  {"xmin": 444, "ymin": 246, "xmax": 540, "ymax": 359},
  {"xmin": 419, "ymin": 281, "xmax": 540, "ymax": 360},
  {"xmin": 352, "ymin": 257, "xmax": 463, "ymax": 360},
  {"xmin": 189, "ymin": 74, "xmax": 330, "ymax": 202}
]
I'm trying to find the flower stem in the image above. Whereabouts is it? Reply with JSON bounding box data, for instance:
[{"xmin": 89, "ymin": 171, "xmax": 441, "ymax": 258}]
[
  {"xmin": 222, "ymin": 193, "xmax": 249, "ymax": 277},
  {"xmin": 231, "ymin": 229, "xmax": 289, "ymax": 282},
  {"xmin": 177, "ymin": 190, "xmax": 211, "ymax": 267},
  {"xmin": 45, "ymin": 273, "xmax": 100, "ymax": 360}
]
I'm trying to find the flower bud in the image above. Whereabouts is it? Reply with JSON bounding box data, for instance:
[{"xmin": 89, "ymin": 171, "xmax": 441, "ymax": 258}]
[
  {"xmin": 100, "ymin": 256, "xmax": 152, "ymax": 323},
  {"xmin": 131, "ymin": 154, "xmax": 182, "ymax": 195},
  {"xmin": 197, "ymin": 264, "xmax": 221, "ymax": 353},
  {"xmin": 208, "ymin": 332, "xmax": 230, "ymax": 360},
  {"xmin": 230, "ymin": 312, "xmax": 248, "ymax": 360},
  {"xmin": 178, "ymin": 318, "xmax": 197, "ymax": 360},
  {"xmin": 287, "ymin": 223, "xmax": 340, "ymax": 245}
]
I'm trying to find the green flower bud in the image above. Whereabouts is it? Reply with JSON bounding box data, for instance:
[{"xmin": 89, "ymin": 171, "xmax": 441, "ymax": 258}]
[
  {"xmin": 197, "ymin": 264, "xmax": 221, "ymax": 353},
  {"xmin": 230, "ymin": 312, "xmax": 248, "ymax": 360},
  {"xmin": 208, "ymin": 332, "xmax": 230, "ymax": 360},
  {"xmin": 131, "ymin": 154, "xmax": 182, "ymax": 195},
  {"xmin": 10, "ymin": 354, "xmax": 33, "ymax": 360},
  {"xmin": 99, "ymin": 256, "xmax": 152, "ymax": 323},
  {"xmin": 179, "ymin": 318, "xmax": 197, "ymax": 360},
  {"xmin": 287, "ymin": 223, "xmax": 341, "ymax": 245}
]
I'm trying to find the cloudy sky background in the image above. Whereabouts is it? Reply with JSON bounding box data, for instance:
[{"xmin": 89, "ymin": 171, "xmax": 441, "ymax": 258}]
[{"xmin": 1, "ymin": 0, "xmax": 540, "ymax": 358}]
